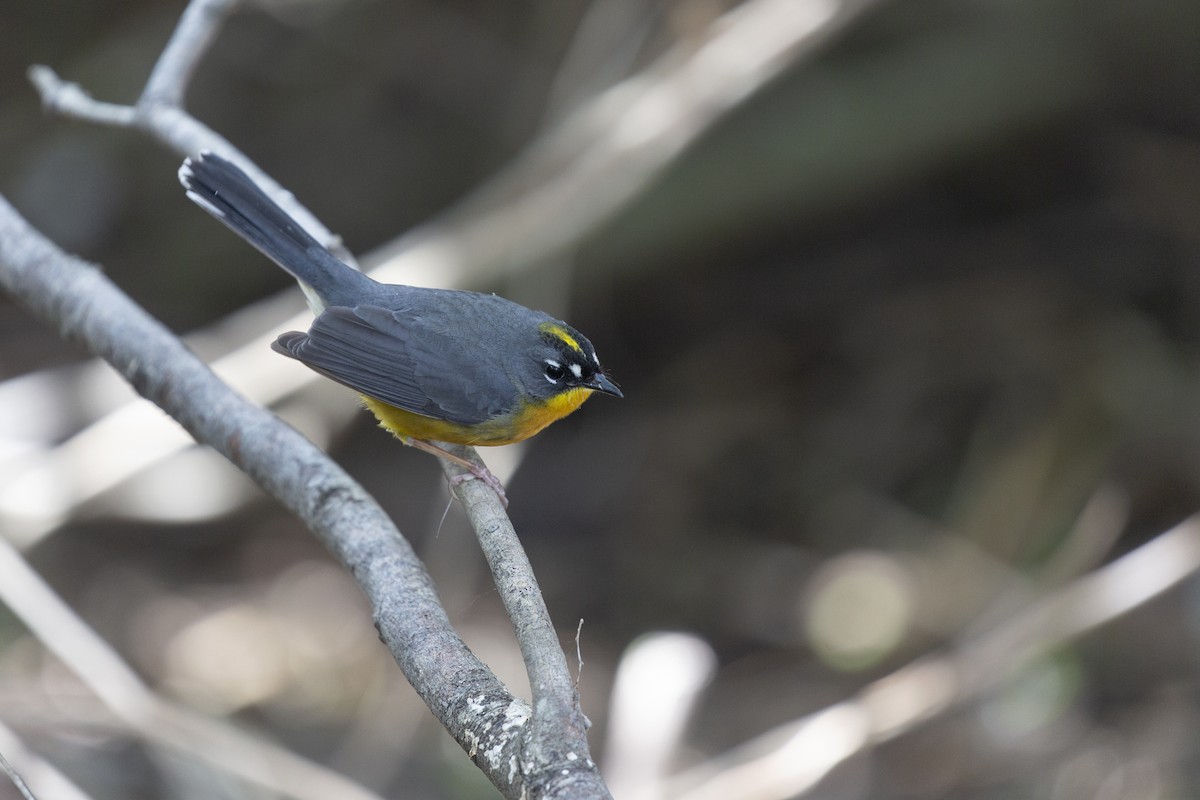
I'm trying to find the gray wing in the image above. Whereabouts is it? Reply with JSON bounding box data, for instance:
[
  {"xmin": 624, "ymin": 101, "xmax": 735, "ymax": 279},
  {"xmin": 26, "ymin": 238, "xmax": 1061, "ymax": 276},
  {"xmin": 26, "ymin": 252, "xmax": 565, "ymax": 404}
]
[{"xmin": 273, "ymin": 304, "xmax": 513, "ymax": 425}]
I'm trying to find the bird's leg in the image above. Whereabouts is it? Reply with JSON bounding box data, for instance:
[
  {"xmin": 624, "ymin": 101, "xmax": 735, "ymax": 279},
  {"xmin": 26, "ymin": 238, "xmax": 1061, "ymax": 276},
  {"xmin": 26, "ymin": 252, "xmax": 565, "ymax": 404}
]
[{"xmin": 401, "ymin": 437, "xmax": 509, "ymax": 508}]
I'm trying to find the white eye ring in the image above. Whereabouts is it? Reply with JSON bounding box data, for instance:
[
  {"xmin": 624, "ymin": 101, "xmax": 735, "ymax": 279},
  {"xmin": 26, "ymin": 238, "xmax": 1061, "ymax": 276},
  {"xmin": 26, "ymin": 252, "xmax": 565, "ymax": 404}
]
[{"xmin": 544, "ymin": 359, "xmax": 565, "ymax": 384}]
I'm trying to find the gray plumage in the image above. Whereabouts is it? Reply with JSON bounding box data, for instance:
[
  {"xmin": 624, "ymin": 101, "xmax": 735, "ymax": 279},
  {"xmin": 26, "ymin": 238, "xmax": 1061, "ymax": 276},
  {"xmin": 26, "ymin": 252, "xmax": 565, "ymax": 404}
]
[{"xmin": 179, "ymin": 152, "xmax": 618, "ymax": 427}]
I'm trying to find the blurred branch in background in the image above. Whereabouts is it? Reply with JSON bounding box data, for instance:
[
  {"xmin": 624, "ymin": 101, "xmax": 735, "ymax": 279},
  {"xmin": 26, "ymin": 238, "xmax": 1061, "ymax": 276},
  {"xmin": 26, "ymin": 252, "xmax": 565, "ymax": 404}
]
[
  {"xmin": 0, "ymin": 731, "xmax": 51, "ymax": 800},
  {"xmin": 370, "ymin": 0, "xmax": 885, "ymax": 279},
  {"xmin": 666, "ymin": 492, "xmax": 1200, "ymax": 800},
  {"xmin": 605, "ymin": 633, "xmax": 718, "ymax": 800},
  {"xmin": 0, "ymin": 531, "xmax": 385, "ymax": 800}
]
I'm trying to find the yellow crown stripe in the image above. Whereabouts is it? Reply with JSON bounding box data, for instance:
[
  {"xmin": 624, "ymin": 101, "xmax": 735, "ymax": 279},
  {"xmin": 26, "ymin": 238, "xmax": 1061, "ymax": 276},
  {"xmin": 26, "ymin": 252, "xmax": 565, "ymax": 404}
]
[{"xmin": 540, "ymin": 322, "xmax": 583, "ymax": 354}]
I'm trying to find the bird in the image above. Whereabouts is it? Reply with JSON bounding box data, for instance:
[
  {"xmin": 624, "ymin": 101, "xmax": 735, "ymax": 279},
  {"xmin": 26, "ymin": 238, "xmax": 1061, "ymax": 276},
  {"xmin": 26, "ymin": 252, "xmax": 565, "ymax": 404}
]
[{"xmin": 178, "ymin": 152, "xmax": 621, "ymax": 505}]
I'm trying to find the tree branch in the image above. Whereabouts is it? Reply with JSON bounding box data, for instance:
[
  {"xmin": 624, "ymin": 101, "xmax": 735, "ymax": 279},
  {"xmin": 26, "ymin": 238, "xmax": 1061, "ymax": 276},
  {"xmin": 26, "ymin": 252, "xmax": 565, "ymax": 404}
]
[
  {"xmin": 444, "ymin": 447, "xmax": 598, "ymax": 785},
  {"xmin": 140, "ymin": 0, "xmax": 237, "ymax": 108},
  {"xmin": 0, "ymin": 193, "xmax": 609, "ymax": 797},
  {"xmin": 27, "ymin": 0, "xmax": 351, "ymax": 266}
]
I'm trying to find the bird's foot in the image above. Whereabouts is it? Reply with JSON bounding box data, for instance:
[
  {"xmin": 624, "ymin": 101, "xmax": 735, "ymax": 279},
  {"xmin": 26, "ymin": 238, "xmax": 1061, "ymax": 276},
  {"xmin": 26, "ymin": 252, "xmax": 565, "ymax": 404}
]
[
  {"xmin": 447, "ymin": 469, "xmax": 509, "ymax": 508},
  {"xmin": 402, "ymin": 437, "xmax": 509, "ymax": 508}
]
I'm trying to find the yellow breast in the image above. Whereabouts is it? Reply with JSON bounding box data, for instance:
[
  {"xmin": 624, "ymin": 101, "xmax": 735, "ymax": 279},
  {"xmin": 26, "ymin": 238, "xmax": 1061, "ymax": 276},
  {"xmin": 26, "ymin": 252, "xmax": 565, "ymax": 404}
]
[{"xmin": 361, "ymin": 387, "xmax": 594, "ymax": 446}]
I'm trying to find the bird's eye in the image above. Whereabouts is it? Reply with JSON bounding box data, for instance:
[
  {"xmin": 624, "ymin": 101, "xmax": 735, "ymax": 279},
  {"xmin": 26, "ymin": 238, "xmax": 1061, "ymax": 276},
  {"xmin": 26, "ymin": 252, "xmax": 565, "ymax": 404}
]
[{"xmin": 544, "ymin": 361, "xmax": 566, "ymax": 383}]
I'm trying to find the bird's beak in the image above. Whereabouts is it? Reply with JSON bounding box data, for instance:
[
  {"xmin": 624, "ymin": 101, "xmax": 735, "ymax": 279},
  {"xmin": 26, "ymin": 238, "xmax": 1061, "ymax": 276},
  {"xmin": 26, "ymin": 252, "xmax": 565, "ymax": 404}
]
[{"xmin": 589, "ymin": 373, "xmax": 624, "ymax": 398}]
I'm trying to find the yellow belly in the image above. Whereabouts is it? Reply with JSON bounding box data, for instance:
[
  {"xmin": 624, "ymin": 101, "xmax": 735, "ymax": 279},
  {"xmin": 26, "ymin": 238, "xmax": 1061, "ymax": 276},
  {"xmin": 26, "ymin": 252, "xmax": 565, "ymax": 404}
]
[{"xmin": 360, "ymin": 387, "xmax": 594, "ymax": 446}]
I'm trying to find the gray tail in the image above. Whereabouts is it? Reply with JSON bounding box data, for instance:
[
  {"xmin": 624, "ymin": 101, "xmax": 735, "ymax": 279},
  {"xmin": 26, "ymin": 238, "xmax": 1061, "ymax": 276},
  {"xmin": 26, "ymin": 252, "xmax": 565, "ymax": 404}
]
[{"xmin": 178, "ymin": 153, "xmax": 371, "ymax": 307}]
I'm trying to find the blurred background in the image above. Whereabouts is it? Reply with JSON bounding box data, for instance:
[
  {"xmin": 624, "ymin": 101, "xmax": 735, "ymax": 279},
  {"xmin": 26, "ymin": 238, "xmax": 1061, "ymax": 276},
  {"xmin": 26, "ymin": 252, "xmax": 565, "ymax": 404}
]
[{"xmin": 2, "ymin": 0, "xmax": 1200, "ymax": 798}]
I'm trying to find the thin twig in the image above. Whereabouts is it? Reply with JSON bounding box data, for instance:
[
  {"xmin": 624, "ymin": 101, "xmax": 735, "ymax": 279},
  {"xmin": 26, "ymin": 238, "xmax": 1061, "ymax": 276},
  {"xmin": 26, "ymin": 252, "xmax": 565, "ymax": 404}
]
[
  {"xmin": 27, "ymin": 65, "xmax": 136, "ymax": 126},
  {"xmin": 574, "ymin": 618, "xmax": 586, "ymax": 688}
]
